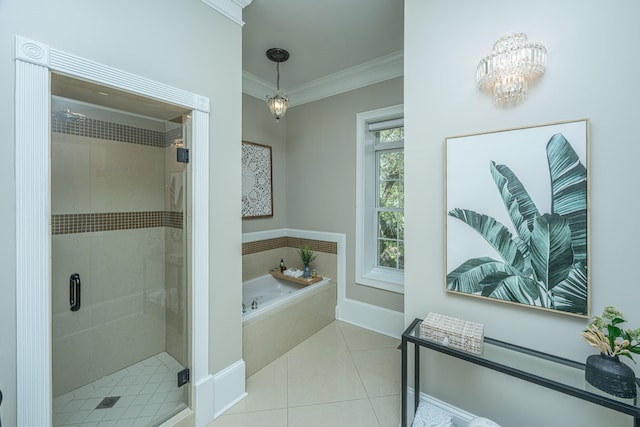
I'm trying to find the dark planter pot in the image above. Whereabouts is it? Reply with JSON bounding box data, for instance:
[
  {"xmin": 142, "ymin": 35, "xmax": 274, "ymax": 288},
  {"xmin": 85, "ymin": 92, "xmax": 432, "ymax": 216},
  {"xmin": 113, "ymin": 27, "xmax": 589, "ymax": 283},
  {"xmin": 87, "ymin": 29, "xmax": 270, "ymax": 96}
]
[
  {"xmin": 585, "ymin": 353, "xmax": 637, "ymax": 398},
  {"xmin": 303, "ymin": 264, "xmax": 311, "ymax": 278}
]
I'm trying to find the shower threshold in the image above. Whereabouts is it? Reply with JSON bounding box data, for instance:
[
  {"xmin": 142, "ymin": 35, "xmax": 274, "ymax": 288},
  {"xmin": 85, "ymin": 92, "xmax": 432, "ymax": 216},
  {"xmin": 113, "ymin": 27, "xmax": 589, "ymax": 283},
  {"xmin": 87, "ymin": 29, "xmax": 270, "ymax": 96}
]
[{"xmin": 53, "ymin": 352, "xmax": 187, "ymax": 426}]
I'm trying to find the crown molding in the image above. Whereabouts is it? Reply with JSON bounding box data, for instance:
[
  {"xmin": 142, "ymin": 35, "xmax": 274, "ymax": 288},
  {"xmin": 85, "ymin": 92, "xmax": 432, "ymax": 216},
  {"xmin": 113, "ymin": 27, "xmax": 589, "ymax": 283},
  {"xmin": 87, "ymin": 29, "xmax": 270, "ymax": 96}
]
[
  {"xmin": 289, "ymin": 50, "xmax": 404, "ymax": 107},
  {"xmin": 201, "ymin": 0, "xmax": 253, "ymax": 26},
  {"xmin": 242, "ymin": 70, "xmax": 272, "ymax": 103},
  {"xmin": 232, "ymin": 0, "xmax": 253, "ymax": 7},
  {"xmin": 243, "ymin": 49, "xmax": 404, "ymax": 107}
]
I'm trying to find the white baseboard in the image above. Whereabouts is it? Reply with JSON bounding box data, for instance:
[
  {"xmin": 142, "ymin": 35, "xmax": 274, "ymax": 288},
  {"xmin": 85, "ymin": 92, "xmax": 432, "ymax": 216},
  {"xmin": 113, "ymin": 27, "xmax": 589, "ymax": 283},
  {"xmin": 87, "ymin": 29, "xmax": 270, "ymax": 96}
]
[
  {"xmin": 405, "ymin": 387, "xmax": 476, "ymax": 427},
  {"xmin": 194, "ymin": 374, "xmax": 215, "ymax": 427},
  {"xmin": 336, "ymin": 297, "xmax": 404, "ymax": 339},
  {"xmin": 212, "ymin": 359, "xmax": 247, "ymax": 419},
  {"xmin": 194, "ymin": 359, "xmax": 247, "ymax": 425}
]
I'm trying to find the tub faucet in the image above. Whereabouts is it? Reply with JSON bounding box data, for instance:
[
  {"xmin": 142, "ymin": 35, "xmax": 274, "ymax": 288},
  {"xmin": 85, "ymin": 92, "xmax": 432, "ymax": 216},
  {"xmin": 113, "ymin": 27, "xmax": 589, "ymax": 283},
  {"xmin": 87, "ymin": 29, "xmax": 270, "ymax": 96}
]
[{"xmin": 251, "ymin": 298, "xmax": 259, "ymax": 310}]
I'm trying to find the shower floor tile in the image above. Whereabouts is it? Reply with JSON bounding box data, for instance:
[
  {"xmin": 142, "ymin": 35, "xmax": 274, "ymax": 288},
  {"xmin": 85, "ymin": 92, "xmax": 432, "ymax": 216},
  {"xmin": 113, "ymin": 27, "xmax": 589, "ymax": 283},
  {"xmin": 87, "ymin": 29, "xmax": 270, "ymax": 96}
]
[{"xmin": 53, "ymin": 352, "xmax": 188, "ymax": 427}]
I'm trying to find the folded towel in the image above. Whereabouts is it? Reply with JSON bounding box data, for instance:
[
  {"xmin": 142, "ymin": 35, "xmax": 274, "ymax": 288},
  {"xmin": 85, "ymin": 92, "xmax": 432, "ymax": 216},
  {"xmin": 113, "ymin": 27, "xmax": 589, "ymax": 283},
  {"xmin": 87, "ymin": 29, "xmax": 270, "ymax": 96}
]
[
  {"xmin": 284, "ymin": 268, "xmax": 304, "ymax": 278},
  {"xmin": 411, "ymin": 402, "xmax": 454, "ymax": 427}
]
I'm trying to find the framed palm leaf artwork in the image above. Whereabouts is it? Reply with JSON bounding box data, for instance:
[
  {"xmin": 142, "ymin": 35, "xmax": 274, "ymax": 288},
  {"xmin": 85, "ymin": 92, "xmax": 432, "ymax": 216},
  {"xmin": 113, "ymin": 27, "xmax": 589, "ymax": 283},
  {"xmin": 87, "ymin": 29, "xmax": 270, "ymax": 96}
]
[{"xmin": 445, "ymin": 119, "xmax": 589, "ymax": 317}]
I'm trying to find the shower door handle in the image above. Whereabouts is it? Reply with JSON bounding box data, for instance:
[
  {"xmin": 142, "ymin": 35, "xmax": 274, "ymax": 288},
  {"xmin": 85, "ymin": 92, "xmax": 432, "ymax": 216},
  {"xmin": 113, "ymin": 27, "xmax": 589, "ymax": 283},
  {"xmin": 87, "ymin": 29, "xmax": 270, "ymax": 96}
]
[{"xmin": 70, "ymin": 273, "xmax": 81, "ymax": 312}]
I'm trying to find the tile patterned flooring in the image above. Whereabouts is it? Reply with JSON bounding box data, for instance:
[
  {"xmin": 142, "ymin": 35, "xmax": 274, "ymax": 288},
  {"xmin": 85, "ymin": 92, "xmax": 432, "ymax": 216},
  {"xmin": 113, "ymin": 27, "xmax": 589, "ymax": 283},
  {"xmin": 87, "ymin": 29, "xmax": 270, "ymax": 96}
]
[
  {"xmin": 209, "ymin": 321, "xmax": 402, "ymax": 427},
  {"xmin": 53, "ymin": 352, "xmax": 187, "ymax": 427}
]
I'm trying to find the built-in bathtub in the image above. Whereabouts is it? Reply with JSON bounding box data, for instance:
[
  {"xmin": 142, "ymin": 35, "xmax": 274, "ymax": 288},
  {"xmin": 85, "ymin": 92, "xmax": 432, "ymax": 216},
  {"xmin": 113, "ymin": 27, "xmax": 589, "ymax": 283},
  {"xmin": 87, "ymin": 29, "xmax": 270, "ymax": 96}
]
[
  {"xmin": 242, "ymin": 273, "xmax": 331, "ymax": 320},
  {"xmin": 242, "ymin": 273, "xmax": 336, "ymax": 377}
]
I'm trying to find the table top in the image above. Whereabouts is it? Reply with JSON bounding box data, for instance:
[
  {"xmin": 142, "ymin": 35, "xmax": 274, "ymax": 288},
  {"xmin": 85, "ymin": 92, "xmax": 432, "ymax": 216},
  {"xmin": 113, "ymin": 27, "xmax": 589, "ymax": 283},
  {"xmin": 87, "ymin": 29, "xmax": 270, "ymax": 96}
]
[{"xmin": 403, "ymin": 318, "xmax": 640, "ymax": 416}]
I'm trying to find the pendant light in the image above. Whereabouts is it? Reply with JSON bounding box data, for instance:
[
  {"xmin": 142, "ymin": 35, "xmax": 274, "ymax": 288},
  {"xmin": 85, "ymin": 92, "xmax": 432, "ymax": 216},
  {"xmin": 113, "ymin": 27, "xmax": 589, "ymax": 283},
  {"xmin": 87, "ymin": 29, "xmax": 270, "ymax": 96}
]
[{"xmin": 265, "ymin": 48, "xmax": 289, "ymax": 122}]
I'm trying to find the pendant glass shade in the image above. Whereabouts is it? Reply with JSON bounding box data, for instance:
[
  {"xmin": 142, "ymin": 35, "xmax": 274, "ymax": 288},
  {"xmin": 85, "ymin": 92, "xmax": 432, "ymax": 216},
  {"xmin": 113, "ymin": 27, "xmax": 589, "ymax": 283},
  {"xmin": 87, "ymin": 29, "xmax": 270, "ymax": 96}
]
[{"xmin": 266, "ymin": 91, "xmax": 288, "ymax": 123}]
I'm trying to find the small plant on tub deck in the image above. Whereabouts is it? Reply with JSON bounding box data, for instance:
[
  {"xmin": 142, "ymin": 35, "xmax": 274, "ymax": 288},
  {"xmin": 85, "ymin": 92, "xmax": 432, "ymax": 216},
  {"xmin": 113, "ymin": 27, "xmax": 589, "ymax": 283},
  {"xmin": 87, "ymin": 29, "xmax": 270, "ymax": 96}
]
[
  {"xmin": 298, "ymin": 245, "xmax": 317, "ymax": 266},
  {"xmin": 581, "ymin": 306, "xmax": 640, "ymax": 361}
]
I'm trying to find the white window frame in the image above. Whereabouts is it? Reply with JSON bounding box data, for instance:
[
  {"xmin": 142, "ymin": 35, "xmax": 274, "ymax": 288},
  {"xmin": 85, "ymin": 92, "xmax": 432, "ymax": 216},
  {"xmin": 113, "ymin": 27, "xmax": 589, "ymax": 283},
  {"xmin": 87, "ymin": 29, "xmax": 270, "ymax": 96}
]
[{"xmin": 356, "ymin": 105, "xmax": 404, "ymax": 294}]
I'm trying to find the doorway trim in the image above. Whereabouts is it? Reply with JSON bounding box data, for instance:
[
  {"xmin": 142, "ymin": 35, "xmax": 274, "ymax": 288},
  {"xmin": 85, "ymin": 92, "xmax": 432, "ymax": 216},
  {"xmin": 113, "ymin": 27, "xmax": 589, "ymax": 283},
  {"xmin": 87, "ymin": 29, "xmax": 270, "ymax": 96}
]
[{"xmin": 14, "ymin": 36, "xmax": 212, "ymax": 426}]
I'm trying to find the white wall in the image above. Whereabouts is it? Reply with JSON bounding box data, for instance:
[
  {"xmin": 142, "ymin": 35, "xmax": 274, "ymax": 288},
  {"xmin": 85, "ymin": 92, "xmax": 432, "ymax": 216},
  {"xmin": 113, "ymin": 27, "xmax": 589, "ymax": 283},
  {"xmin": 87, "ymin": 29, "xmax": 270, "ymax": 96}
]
[
  {"xmin": 0, "ymin": 1, "xmax": 243, "ymax": 424},
  {"xmin": 404, "ymin": 1, "xmax": 639, "ymax": 426}
]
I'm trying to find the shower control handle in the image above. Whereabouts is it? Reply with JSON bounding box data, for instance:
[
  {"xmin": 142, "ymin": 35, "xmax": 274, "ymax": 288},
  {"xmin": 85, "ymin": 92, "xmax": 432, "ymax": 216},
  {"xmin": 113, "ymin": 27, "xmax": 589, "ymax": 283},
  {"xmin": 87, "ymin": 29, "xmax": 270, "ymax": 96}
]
[{"xmin": 70, "ymin": 273, "xmax": 81, "ymax": 312}]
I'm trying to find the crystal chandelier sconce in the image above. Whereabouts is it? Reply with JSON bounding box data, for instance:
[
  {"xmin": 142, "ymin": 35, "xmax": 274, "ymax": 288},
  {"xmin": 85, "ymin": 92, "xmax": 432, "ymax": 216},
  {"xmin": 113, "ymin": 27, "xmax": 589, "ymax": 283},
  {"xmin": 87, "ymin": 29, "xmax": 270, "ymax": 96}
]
[
  {"xmin": 265, "ymin": 48, "xmax": 290, "ymax": 122},
  {"xmin": 476, "ymin": 33, "xmax": 547, "ymax": 105}
]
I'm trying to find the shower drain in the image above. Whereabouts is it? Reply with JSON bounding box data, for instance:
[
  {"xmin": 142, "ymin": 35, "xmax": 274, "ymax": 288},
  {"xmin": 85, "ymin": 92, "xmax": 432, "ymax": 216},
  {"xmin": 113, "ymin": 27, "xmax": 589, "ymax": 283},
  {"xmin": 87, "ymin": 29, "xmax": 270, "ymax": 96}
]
[{"xmin": 96, "ymin": 396, "xmax": 120, "ymax": 409}]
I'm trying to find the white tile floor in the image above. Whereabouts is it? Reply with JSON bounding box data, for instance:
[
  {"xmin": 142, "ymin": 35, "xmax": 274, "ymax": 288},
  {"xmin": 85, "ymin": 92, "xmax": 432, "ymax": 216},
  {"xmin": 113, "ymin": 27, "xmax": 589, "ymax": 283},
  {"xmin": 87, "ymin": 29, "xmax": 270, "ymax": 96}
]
[
  {"xmin": 209, "ymin": 321, "xmax": 402, "ymax": 427},
  {"xmin": 53, "ymin": 352, "xmax": 187, "ymax": 427}
]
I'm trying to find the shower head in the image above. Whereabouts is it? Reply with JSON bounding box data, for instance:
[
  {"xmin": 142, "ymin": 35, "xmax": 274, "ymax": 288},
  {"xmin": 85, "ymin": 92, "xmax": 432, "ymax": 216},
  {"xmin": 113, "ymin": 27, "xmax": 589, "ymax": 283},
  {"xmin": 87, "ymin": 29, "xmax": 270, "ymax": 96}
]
[{"xmin": 51, "ymin": 108, "xmax": 86, "ymax": 121}]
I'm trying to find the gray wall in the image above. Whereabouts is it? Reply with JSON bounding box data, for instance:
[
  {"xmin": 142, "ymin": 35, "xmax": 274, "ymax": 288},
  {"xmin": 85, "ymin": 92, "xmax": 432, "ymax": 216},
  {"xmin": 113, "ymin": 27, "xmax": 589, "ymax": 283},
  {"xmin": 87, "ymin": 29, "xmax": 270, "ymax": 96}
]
[
  {"xmin": 242, "ymin": 79, "xmax": 404, "ymax": 312},
  {"xmin": 286, "ymin": 78, "xmax": 404, "ymax": 312},
  {"xmin": 405, "ymin": 1, "xmax": 639, "ymax": 425},
  {"xmin": 242, "ymin": 94, "xmax": 288, "ymax": 232},
  {"xmin": 0, "ymin": 1, "xmax": 243, "ymax": 425}
]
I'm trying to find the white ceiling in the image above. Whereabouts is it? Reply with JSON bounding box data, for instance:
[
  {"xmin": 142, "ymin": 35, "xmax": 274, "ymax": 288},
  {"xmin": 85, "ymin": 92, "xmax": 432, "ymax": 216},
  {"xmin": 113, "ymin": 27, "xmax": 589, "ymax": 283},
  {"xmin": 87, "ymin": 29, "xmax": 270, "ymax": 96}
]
[
  {"xmin": 52, "ymin": 1, "xmax": 404, "ymax": 118},
  {"xmin": 242, "ymin": 0, "xmax": 404, "ymax": 103}
]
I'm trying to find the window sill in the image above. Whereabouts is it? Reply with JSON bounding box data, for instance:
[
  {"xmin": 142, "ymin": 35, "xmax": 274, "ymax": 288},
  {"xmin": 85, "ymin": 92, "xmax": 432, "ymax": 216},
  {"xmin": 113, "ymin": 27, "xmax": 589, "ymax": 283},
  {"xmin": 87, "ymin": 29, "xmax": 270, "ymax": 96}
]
[{"xmin": 357, "ymin": 268, "xmax": 404, "ymax": 294}]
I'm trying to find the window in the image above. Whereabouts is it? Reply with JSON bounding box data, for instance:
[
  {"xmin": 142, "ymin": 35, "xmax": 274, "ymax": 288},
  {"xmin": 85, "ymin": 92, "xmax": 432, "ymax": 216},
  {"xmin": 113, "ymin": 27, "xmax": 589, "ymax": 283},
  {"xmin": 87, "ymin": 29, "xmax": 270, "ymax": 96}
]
[
  {"xmin": 376, "ymin": 127, "xmax": 404, "ymax": 270},
  {"xmin": 356, "ymin": 105, "xmax": 404, "ymax": 293}
]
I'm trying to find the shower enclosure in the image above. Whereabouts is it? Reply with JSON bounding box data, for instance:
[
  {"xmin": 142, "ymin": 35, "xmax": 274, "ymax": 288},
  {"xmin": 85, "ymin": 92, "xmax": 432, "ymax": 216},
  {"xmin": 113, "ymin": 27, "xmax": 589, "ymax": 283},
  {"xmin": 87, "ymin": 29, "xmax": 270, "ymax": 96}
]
[{"xmin": 50, "ymin": 74, "xmax": 191, "ymax": 426}]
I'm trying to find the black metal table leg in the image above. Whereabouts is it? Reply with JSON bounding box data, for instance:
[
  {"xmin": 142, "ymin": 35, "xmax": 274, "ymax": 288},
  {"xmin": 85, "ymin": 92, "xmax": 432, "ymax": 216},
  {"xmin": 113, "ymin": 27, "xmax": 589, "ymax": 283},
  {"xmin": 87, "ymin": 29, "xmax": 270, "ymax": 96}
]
[
  {"xmin": 414, "ymin": 342, "xmax": 420, "ymax": 413},
  {"xmin": 401, "ymin": 336, "xmax": 407, "ymax": 427}
]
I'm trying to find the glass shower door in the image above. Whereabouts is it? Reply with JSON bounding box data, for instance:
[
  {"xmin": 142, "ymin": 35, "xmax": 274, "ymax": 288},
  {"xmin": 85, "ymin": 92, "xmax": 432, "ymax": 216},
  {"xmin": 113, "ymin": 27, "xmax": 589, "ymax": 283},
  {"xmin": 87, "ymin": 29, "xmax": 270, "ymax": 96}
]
[
  {"xmin": 157, "ymin": 115, "xmax": 191, "ymax": 423},
  {"xmin": 50, "ymin": 88, "xmax": 191, "ymax": 426}
]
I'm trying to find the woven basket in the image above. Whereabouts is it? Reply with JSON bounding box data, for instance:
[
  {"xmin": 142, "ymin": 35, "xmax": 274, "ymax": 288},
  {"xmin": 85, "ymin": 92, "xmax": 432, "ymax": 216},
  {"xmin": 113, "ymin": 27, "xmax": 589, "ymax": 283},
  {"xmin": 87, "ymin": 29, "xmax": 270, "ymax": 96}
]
[{"xmin": 420, "ymin": 312, "xmax": 484, "ymax": 355}]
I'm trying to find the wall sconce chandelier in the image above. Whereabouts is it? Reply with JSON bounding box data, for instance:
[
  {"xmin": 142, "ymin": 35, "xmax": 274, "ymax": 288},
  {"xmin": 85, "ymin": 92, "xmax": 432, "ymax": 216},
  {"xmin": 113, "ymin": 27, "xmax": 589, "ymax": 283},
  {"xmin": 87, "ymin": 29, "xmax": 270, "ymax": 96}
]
[
  {"xmin": 477, "ymin": 33, "xmax": 547, "ymax": 105},
  {"xmin": 265, "ymin": 48, "xmax": 289, "ymax": 122}
]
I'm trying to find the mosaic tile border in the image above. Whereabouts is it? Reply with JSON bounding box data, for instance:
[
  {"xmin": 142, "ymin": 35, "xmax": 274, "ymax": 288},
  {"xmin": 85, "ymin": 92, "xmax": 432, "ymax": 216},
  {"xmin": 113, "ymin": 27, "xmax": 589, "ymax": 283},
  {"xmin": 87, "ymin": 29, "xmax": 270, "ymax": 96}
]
[
  {"xmin": 242, "ymin": 237, "xmax": 337, "ymax": 255},
  {"xmin": 51, "ymin": 116, "xmax": 182, "ymax": 149},
  {"xmin": 52, "ymin": 211, "xmax": 183, "ymax": 235}
]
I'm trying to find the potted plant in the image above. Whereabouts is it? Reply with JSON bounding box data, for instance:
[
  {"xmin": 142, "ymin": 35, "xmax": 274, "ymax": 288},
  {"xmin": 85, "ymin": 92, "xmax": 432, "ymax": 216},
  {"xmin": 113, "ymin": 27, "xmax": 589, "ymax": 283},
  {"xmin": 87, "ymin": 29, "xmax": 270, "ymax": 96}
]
[
  {"xmin": 580, "ymin": 306, "xmax": 640, "ymax": 398},
  {"xmin": 298, "ymin": 245, "xmax": 317, "ymax": 278}
]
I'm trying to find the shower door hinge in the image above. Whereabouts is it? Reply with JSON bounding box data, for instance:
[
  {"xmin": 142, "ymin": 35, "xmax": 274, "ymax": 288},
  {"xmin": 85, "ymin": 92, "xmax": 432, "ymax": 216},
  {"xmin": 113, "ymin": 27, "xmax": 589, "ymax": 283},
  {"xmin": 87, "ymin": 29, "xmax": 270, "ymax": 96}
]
[
  {"xmin": 177, "ymin": 147, "xmax": 189, "ymax": 163},
  {"xmin": 177, "ymin": 368, "xmax": 190, "ymax": 387}
]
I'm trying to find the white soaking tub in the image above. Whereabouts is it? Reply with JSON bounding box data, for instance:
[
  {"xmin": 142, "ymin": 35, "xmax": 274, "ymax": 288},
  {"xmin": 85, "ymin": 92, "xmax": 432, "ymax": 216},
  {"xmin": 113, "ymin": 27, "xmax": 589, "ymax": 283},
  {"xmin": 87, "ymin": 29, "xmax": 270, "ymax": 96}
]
[
  {"xmin": 242, "ymin": 272, "xmax": 331, "ymax": 321},
  {"xmin": 241, "ymin": 273, "xmax": 336, "ymax": 376}
]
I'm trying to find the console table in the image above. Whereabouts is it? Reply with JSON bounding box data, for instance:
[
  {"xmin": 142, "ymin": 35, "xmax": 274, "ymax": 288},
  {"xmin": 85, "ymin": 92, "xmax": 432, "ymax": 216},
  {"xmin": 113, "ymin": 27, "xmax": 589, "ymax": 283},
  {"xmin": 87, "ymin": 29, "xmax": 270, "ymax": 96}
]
[{"xmin": 401, "ymin": 317, "xmax": 640, "ymax": 427}]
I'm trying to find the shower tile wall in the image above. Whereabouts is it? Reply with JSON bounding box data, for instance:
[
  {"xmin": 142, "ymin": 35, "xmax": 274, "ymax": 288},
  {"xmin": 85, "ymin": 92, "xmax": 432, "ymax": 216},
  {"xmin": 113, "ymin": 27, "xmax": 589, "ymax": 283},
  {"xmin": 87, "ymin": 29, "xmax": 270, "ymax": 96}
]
[{"xmin": 51, "ymin": 103, "xmax": 186, "ymax": 397}]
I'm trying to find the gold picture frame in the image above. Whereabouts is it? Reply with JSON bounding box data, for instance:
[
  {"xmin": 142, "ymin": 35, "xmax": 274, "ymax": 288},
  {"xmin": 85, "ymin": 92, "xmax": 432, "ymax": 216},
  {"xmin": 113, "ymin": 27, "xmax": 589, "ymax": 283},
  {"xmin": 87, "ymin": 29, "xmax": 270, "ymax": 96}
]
[{"xmin": 445, "ymin": 119, "xmax": 590, "ymax": 317}]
